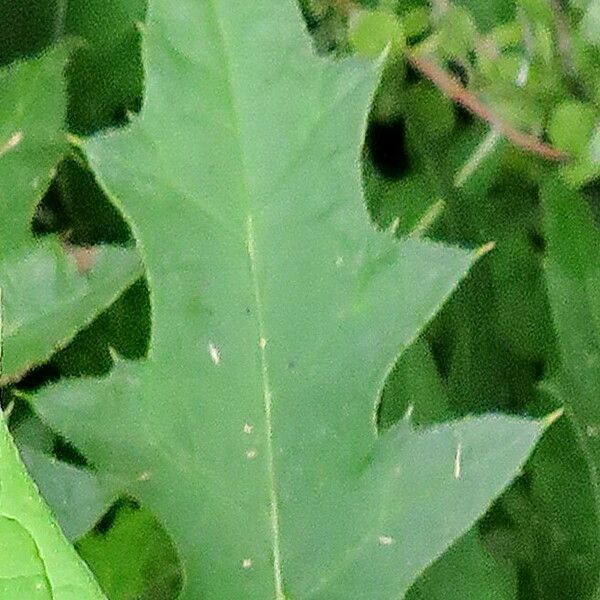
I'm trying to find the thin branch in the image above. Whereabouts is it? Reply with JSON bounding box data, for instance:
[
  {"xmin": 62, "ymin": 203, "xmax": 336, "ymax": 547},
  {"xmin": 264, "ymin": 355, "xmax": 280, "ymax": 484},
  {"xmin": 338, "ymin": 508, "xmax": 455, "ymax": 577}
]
[
  {"xmin": 334, "ymin": 0, "xmax": 566, "ymax": 162},
  {"xmin": 408, "ymin": 53, "xmax": 567, "ymax": 162}
]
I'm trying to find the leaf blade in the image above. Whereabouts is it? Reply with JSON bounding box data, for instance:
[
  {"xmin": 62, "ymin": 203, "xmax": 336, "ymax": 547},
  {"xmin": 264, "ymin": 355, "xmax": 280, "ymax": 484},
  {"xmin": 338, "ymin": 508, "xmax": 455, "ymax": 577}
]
[
  {"xmin": 0, "ymin": 294, "xmax": 105, "ymax": 599},
  {"xmin": 33, "ymin": 1, "xmax": 547, "ymax": 598}
]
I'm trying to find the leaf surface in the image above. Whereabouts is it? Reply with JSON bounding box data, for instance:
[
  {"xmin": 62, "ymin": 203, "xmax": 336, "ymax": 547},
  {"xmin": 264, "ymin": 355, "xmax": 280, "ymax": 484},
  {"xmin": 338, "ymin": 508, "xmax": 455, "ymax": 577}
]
[
  {"xmin": 65, "ymin": 0, "xmax": 146, "ymax": 134},
  {"xmin": 381, "ymin": 338, "xmax": 519, "ymax": 599},
  {"xmin": 407, "ymin": 530, "xmax": 516, "ymax": 600},
  {"xmin": 76, "ymin": 503, "xmax": 182, "ymax": 600},
  {"xmin": 542, "ymin": 178, "xmax": 600, "ymax": 596},
  {"xmin": 0, "ymin": 48, "xmax": 143, "ymax": 383},
  {"xmin": 0, "ymin": 298, "xmax": 105, "ymax": 599},
  {"xmin": 0, "ymin": 47, "xmax": 67, "ymax": 255},
  {"xmin": 1, "ymin": 243, "xmax": 142, "ymax": 383},
  {"xmin": 19, "ymin": 447, "xmax": 118, "ymax": 542},
  {"xmin": 34, "ymin": 1, "xmax": 546, "ymax": 598}
]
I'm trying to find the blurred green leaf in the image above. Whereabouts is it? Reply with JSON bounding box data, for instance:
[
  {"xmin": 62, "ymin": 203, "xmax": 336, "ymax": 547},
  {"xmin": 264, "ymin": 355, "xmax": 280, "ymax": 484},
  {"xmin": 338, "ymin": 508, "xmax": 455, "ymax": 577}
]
[
  {"xmin": 454, "ymin": 0, "xmax": 516, "ymax": 32},
  {"xmin": 438, "ymin": 6, "xmax": 477, "ymax": 57},
  {"xmin": 65, "ymin": 0, "xmax": 146, "ymax": 134},
  {"xmin": 363, "ymin": 159, "xmax": 442, "ymax": 234},
  {"xmin": 77, "ymin": 503, "xmax": 182, "ymax": 600},
  {"xmin": 379, "ymin": 337, "xmax": 449, "ymax": 429},
  {"xmin": 1, "ymin": 243, "xmax": 143, "ymax": 384},
  {"xmin": 349, "ymin": 10, "xmax": 403, "ymax": 57},
  {"xmin": 486, "ymin": 417, "xmax": 600, "ymax": 600},
  {"xmin": 543, "ymin": 178, "xmax": 600, "ymax": 453},
  {"xmin": 56, "ymin": 159, "xmax": 132, "ymax": 245},
  {"xmin": 406, "ymin": 81, "xmax": 455, "ymax": 141},
  {"xmin": 582, "ymin": 0, "xmax": 600, "ymax": 46},
  {"xmin": 0, "ymin": 308, "xmax": 105, "ymax": 598},
  {"xmin": 407, "ymin": 530, "xmax": 517, "ymax": 600},
  {"xmin": 402, "ymin": 7, "xmax": 430, "ymax": 39},
  {"xmin": 542, "ymin": 177, "xmax": 600, "ymax": 597},
  {"xmin": 19, "ymin": 447, "xmax": 118, "ymax": 541},
  {"xmin": 548, "ymin": 101, "xmax": 596, "ymax": 157},
  {"xmin": 0, "ymin": 0, "xmax": 62, "ymax": 66}
]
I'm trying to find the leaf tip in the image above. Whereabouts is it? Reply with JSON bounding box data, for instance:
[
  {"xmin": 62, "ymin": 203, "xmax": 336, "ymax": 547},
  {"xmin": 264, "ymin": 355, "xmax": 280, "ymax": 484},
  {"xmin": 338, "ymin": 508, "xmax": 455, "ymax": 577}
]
[
  {"xmin": 135, "ymin": 20, "xmax": 148, "ymax": 34},
  {"xmin": 475, "ymin": 241, "xmax": 496, "ymax": 259},
  {"xmin": 541, "ymin": 407, "xmax": 564, "ymax": 429},
  {"xmin": 408, "ymin": 198, "xmax": 446, "ymax": 238},
  {"xmin": 108, "ymin": 345, "xmax": 123, "ymax": 366},
  {"xmin": 66, "ymin": 133, "xmax": 83, "ymax": 148}
]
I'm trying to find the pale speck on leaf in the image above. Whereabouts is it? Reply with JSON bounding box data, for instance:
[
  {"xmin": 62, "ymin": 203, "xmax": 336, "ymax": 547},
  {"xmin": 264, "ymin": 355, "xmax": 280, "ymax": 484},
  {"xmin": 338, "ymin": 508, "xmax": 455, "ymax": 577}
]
[
  {"xmin": 0, "ymin": 131, "xmax": 23, "ymax": 157},
  {"xmin": 208, "ymin": 342, "xmax": 221, "ymax": 365},
  {"xmin": 137, "ymin": 471, "xmax": 151, "ymax": 482},
  {"xmin": 454, "ymin": 443, "xmax": 462, "ymax": 480}
]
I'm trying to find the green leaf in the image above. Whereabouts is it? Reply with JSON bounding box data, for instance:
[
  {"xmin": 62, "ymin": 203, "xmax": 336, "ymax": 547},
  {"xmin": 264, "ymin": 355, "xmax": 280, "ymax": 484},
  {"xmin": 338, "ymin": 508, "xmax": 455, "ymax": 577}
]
[
  {"xmin": 547, "ymin": 101, "xmax": 597, "ymax": 157},
  {"xmin": 1, "ymin": 243, "xmax": 142, "ymax": 384},
  {"xmin": 542, "ymin": 177, "xmax": 600, "ymax": 595},
  {"xmin": 0, "ymin": 301, "xmax": 105, "ymax": 599},
  {"xmin": 34, "ymin": 1, "xmax": 547, "ymax": 597},
  {"xmin": 407, "ymin": 530, "xmax": 516, "ymax": 599},
  {"xmin": 77, "ymin": 503, "xmax": 182, "ymax": 600},
  {"xmin": 401, "ymin": 8, "xmax": 430, "ymax": 39},
  {"xmin": 0, "ymin": 48, "xmax": 144, "ymax": 383},
  {"xmin": 543, "ymin": 178, "xmax": 600, "ymax": 447},
  {"xmin": 65, "ymin": 0, "xmax": 146, "ymax": 134},
  {"xmin": 490, "ymin": 416, "xmax": 600, "ymax": 600},
  {"xmin": 19, "ymin": 447, "xmax": 118, "ymax": 542},
  {"xmin": 378, "ymin": 338, "xmax": 450, "ymax": 429},
  {"xmin": 56, "ymin": 159, "xmax": 133, "ymax": 245},
  {"xmin": 0, "ymin": 0, "xmax": 61, "ymax": 66},
  {"xmin": 582, "ymin": 0, "xmax": 600, "ymax": 46},
  {"xmin": 437, "ymin": 6, "xmax": 478, "ymax": 57},
  {"xmin": 406, "ymin": 82, "xmax": 455, "ymax": 142},
  {"xmin": 0, "ymin": 47, "xmax": 68, "ymax": 254},
  {"xmin": 363, "ymin": 161, "xmax": 443, "ymax": 235},
  {"xmin": 380, "ymin": 338, "xmax": 520, "ymax": 599},
  {"xmin": 454, "ymin": 0, "xmax": 516, "ymax": 32},
  {"xmin": 349, "ymin": 10, "xmax": 404, "ymax": 58}
]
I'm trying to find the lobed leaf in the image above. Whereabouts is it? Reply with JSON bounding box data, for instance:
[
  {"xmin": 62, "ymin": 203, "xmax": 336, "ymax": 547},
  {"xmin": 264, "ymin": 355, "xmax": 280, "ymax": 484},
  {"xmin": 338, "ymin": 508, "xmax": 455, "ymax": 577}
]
[
  {"xmin": 1, "ymin": 242, "xmax": 142, "ymax": 384},
  {"xmin": 0, "ymin": 294, "xmax": 105, "ymax": 599},
  {"xmin": 33, "ymin": 1, "xmax": 547, "ymax": 598},
  {"xmin": 0, "ymin": 46, "xmax": 143, "ymax": 384},
  {"xmin": 19, "ymin": 447, "xmax": 119, "ymax": 542}
]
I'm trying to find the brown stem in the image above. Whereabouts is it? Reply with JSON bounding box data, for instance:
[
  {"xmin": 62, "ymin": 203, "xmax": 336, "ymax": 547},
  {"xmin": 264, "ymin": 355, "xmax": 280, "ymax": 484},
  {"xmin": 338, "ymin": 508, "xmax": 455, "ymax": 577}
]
[
  {"xmin": 332, "ymin": 0, "xmax": 565, "ymax": 162},
  {"xmin": 408, "ymin": 54, "xmax": 567, "ymax": 162}
]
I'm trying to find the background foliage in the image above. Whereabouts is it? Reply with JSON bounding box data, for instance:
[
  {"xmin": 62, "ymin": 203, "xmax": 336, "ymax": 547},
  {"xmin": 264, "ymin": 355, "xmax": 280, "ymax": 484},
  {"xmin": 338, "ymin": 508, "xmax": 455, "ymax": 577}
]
[{"xmin": 1, "ymin": 0, "xmax": 600, "ymax": 598}]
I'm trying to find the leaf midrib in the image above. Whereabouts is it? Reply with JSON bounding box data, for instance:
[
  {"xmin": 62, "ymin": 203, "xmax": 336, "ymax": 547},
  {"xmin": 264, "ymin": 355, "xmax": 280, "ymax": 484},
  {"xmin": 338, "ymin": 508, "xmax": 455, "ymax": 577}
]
[
  {"xmin": 246, "ymin": 215, "xmax": 285, "ymax": 599},
  {"xmin": 202, "ymin": 2, "xmax": 285, "ymax": 597}
]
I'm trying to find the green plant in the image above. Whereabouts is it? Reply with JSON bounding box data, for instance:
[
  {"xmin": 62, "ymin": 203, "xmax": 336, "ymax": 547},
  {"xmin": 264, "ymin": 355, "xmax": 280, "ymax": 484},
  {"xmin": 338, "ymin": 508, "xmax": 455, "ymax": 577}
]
[{"xmin": 1, "ymin": 0, "xmax": 599, "ymax": 598}]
